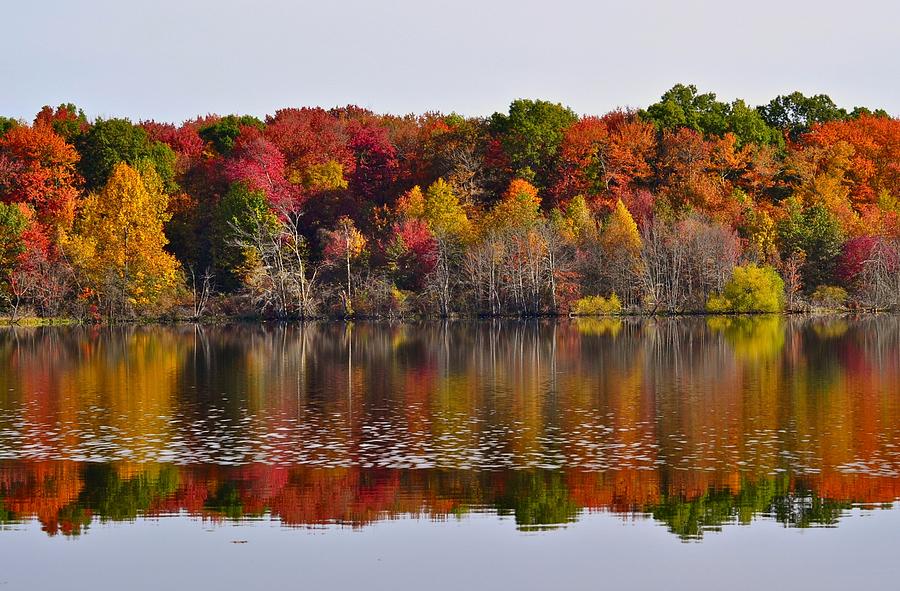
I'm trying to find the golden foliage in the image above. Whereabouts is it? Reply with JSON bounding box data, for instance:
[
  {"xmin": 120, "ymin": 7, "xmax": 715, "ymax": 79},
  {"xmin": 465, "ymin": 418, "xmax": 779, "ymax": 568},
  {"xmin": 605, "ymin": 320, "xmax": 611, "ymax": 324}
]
[{"xmin": 66, "ymin": 162, "xmax": 181, "ymax": 312}]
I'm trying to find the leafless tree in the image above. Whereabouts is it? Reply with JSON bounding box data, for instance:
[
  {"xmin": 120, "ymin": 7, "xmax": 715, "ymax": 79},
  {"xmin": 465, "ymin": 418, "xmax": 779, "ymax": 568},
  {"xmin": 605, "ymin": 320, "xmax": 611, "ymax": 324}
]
[
  {"xmin": 188, "ymin": 265, "xmax": 215, "ymax": 320},
  {"xmin": 780, "ymin": 251, "xmax": 806, "ymax": 311},
  {"xmin": 858, "ymin": 239, "xmax": 900, "ymax": 310},
  {"xmin": 425, "ymin": 235, "xmax": 460, "ymax": 317},
  {"xmin": 4, "ymin": 247, "xmax": 75, "ymax": 322},
  {"xmin": 230, "ymin": 206, "xmax": 319, "ymax": 319},
  {"xmin": 639, "ymin": 215, "xmax": 739, "ymax": 313},
  {"xmin": 463, "ymin": 221, "xmax": 573, "ymax": 317}
]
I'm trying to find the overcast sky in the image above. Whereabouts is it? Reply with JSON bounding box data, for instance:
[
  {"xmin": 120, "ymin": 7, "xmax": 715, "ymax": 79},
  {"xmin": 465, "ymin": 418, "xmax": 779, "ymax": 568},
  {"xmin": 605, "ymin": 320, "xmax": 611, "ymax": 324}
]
[{"xmin": 2, "ymin": 0, "xmax": 898, "ymax": 123}]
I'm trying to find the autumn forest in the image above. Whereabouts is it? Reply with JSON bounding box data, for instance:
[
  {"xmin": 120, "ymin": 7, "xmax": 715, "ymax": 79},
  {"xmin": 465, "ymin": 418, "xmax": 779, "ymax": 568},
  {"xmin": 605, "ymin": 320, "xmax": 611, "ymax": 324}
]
[{"xmin": 1, "ymin": 84, "xmax": 900, "ymax": 321}]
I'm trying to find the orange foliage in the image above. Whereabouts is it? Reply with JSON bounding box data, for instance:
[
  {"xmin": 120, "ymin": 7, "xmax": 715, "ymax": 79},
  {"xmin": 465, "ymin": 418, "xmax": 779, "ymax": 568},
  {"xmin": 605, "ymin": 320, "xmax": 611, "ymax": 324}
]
[{"xmin": 803, "ymin": 115, "xmax": 900, "ymax": 207}]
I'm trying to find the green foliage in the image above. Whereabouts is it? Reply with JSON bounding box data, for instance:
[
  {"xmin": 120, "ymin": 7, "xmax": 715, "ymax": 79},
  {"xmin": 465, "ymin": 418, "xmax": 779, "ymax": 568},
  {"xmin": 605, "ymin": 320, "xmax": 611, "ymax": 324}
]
[
  {"xmin": 0, "ymin": 202, "xmax": 29, "ymax": 272},
  {"xmin": 642, "ymin": 84, "xmax": 782, "ymax": 146},
  {"xmin": 199, "ymin": 115, "xmax": 265, "ymax": 154},
  {"xmin": 810, "ymin": 285, "xmax": 848, "ymax": 310},
  {"xmin": 490, "ymin": 99, "xmax": 577, "ymax": 187},
  {"xmin": 758, "ymin": 92, "xmax": 848, "ymax": 139},
  {"xmin": 78, "ymin": 464, "xmax": 179, "ymax": 522},
  {"xmin": 212, "ymin": 182, "xmax": 276, "ymax": 290},
  {"xmin": 0, "ymin": 117, "xmax": 19, "ymax": 137},
  {"xmin": 649, "ymin": 475, "xmax": 849, "ymax": 540},
  {"xmin": 205, "ymin": 482, "xmax": 253, "ymax": 520},
  {"xmin": 78, "ymin": 118, "xmax": 178, "ymax": 192},
  {"xmin": 727, "ymin": 99, "xmax": 784, "ymax": 148},
  {"xmin": 0, "ymin": 499, "xmax": 15, "ymax": 524},
  {"xmin": 849, "ymin": 106, "xmax": 890, "ymax": 119},
  {"xmin": 573, "ymin": 294, "xmax": 622, "ymax": 315},
  {"xmin": 706, "ymin": 264, "xmax": 785, "ymax": 313},
  {"xmin": 642, "ymin": 83, "xmax": 730, "ymax": 136},
  {"xmin": 777, "ymin": 202, "xmax": 845, "ymax": 290},
  {"xmin": 495, "ymin": 471, "xmax": 580, "ymax": 530},
  {"xmin": 40, "ymin": 103, "xmax": 89, "ymax": 141},
  {"xmin": 0, "ymin": 202, "xmax": 29, "ymax": 307}
]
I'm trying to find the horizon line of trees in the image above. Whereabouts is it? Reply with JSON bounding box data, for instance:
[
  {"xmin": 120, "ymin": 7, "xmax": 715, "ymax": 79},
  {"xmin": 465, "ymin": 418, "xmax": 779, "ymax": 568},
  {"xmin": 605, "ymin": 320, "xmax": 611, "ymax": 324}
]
[{"xmin": 1, "ymin": 84, "xmax": 900, "ymax": 321}]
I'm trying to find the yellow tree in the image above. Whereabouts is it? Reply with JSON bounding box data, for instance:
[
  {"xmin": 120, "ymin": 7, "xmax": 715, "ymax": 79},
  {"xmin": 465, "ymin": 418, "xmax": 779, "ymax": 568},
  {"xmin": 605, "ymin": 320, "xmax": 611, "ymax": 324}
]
[
  {"xmin": 412, "ymin": 179, "xmax": 470, "ymax": 315},
  {"xmin": 67, "ymin": 162, "xmax": 181, "ymax": 316},
  {"xmin": 484, "ymin": 178, "xmax": 542, "ymax": 232},
  {"xmin": 423, "ymin": 178, "xmax": 471, "ymax": 240},
  {"xmin": 396, "ymin": 185, "xmax": 426, "ymax": 219},
  {"xmin": 600, "ymin": 199, "xmax": 642, "ymax": 305},
  {"xmin": 551, "ymin": 195, "xmax": 598, "ymax": 244},
  {"xmin": 470, "ymin": 179, "xmax": 556, "ymax": 315}
]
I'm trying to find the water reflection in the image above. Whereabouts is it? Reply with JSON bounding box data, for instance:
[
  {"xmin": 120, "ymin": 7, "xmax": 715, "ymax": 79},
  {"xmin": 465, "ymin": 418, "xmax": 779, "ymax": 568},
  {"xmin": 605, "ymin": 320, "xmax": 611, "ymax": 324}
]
[
  {"xmin": 0, "ymin": 317, "xmax": 898, "ymax": 540},
  {"xmin": 2, "ymin": 462, "xmax": 897, "ymax": 540}
]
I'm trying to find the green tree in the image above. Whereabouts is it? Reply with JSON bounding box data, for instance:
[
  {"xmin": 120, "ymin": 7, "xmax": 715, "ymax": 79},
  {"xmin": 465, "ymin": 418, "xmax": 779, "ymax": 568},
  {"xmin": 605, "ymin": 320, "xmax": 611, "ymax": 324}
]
[
  {"xmin": 848, "ymin": 106, "xmax": 890, "ymax": 119},
  {"xmin": 777, "ymin": 202, "xmax": 845, "ymax": 290},
  {"xmin": 211, "ymin": 182, "xmax": 275, "ymax": 291},
  {"xmin": 0, "ymin": 203, "xmax": 29, "ymax": 300},
  {"xmin": 34, "ymin": 103, "xmax": 89, "ymax": 142},
  {"xmin": 641, "ymin": 83, "xmax": 730, "ymax": 136},
  {"xmin": 727, "ymin": 99, "xmax": 784, "ymax": 147},
  {"xmin": 490, "ymin": 99, "xmax": 577, "ymax": 187},
  {"xmin": 758, "ymin": 92, "xmax": 848, "ymax": 139},
  {"xmin": 642, "ymin": 85, "xmax": 782, "ymax": 146},
  {"xmin": 78, "ymin": 118, "xmax": 177, "ymax": 192},
  {"xmin": 0, "ymin": 117, "xmax": 19, "ymax": 137},
  {"xmin": 199, "ymin": 115, "xmax": 265, "ymax": 154},
  {"xmin": 495, "ymin": 471, "xmax": 580, "ymax": 529}
]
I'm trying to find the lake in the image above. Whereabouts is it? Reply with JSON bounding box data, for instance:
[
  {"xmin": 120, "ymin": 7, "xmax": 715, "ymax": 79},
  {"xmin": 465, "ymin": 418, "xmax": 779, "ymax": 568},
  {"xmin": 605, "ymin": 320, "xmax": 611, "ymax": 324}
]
[{"xmin": 1, "ymin": 318, "xmax": 899, "ymax": 590}]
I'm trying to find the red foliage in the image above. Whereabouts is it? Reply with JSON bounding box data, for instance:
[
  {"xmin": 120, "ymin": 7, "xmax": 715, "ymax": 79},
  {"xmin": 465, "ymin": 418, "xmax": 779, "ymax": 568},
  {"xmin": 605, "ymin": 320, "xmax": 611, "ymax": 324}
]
[
  {"xmin": 264, "ymin": 108, "xmax": 355, "ymax": 178},
  {"xmin": 837, "ymin": 235, "xmax": 879, "ymax": 284},
  {"xmin": 347, "ymin": 120, "xmax": 399, "ymax": 206},
  {"xmin": 394, "ymin": 218, "xmax": 438, "ymax": 276},
  {"xmin": 140, "ymin": 120, "xmax": 205, "ymax": 163},
  {"xmin": 618, "ymin": 188, "xmax": 656, "ymax": 229},
  {"xmin": 0, "ymin": 124, "xmax": 80, "ymax": 228},
  {"xmin": 223, "ymin": 129, "xmax": 298, "ymax": 210},
  {"xmin": 658, "ymin": 128, "xmax": 742, "ymax": 222},
  {"xmin": 33, "ymin": 104, "xmax": 88, "ymax": 140}
]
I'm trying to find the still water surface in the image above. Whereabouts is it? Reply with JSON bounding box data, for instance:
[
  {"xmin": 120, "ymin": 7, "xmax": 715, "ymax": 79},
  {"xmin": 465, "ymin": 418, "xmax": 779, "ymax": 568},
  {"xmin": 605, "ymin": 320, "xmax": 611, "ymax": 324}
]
[{"xmin": 0, "ymin": 318, "xmax": 898, "ymax": 590}]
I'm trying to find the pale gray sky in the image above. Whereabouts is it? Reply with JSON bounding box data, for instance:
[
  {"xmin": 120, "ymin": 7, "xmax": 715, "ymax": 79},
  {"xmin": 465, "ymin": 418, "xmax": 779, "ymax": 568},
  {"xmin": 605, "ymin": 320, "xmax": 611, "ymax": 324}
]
[{"xmin": 2, "ymin": 0, "xmax": 898, "ymax": 123}]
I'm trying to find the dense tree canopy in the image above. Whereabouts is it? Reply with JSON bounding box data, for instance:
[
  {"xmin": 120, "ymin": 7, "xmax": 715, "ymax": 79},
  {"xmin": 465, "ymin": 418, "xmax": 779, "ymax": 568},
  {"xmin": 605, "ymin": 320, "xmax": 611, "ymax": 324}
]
[
  {"xmin": 0, "ymin": 84, "xmax": 899, "ymax": 320},
  {"xmin": 0, "ymin": 123, "xmax": 80, "ymax": 228},
  {"xmin": 77, "ymin": 118, "xmax": 177, "ymax": 192}
]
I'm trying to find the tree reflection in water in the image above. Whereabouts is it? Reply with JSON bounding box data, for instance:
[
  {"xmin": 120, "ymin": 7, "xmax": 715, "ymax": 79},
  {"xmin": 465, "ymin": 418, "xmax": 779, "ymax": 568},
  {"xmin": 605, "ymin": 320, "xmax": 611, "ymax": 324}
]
[{"xmin": 0, "ymin": 317, "xmax": 898, "ymax": 540}]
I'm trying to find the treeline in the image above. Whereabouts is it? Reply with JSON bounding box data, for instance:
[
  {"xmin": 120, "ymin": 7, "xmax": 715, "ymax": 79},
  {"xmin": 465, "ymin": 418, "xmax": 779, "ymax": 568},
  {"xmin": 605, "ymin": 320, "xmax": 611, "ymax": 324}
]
[{"xmin": 1, "ymin": 84, "xmax": 899, "ymax": 320}]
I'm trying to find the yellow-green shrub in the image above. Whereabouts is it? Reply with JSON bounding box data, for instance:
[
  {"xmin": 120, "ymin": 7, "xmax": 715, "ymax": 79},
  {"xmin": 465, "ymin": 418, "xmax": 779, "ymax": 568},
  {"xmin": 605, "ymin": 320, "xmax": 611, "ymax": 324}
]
[
  {"xmin": 706, "ymin": 264, "xmax": 785, "ymax": 313},
  {"xmin": 810, "ymin": 285, "xmax": 848, "ymax": 310},
  {"xmin": 573, "ymin": 294, "xmax": 622, "ymax": 315}
]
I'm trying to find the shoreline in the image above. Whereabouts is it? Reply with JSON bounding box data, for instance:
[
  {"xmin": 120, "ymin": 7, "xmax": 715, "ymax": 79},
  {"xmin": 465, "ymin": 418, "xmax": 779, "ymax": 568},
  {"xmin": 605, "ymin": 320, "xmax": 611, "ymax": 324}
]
[{"xmin": 2, "ymin": 310, "xmax": 897, "ymax": 327}]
